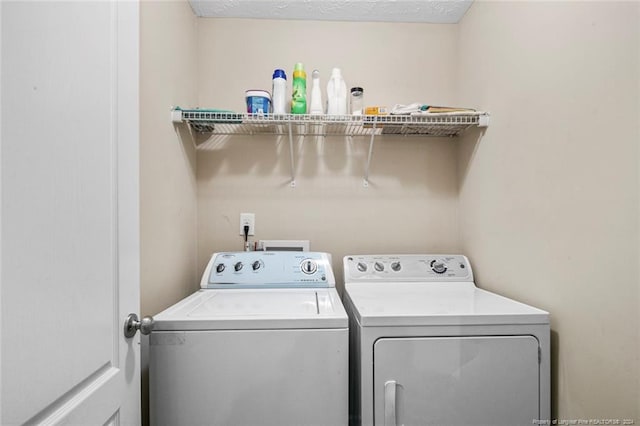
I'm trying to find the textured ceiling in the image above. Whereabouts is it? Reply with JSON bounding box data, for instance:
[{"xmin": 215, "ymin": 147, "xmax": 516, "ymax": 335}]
[{"xmin": 189, "ymin": 0, "xmax": 474, "ymax": 24}]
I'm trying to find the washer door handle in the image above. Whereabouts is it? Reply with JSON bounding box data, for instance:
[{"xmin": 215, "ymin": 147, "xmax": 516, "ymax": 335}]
[
  {"xmin": 384, "ymin": 380, "xmax": 397, "ymax": 426},
  {"xmin": 124, "ymin": 313, "xmax": 154, "ymax": 338}
]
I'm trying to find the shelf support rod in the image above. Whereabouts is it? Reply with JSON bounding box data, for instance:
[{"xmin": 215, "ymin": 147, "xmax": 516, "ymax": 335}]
[
  {"xmin": 288, "ymin": 120, "xmax": 296, "ymax": 187},
  {"xmin": 363, "ymin": 121, "xmax": 376, "ymax": 187}
]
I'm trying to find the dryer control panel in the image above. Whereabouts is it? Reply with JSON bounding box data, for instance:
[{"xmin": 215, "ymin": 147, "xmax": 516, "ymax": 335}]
[
  {"xmin": 201, "ymin": 251, "xmax": 336, "ymax": 289},
  {"xmin": 344, "ymin": 254, "xmax": 473, "ymax": 282}
]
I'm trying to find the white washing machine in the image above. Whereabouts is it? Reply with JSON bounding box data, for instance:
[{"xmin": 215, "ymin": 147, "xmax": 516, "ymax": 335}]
[
  {"xmin": 150, "ymin": 251, "xmax": 348, "ymax": 426},
  {"xmin": 343, "ymin": 254, "xmax": 550, "ymax": 426}
]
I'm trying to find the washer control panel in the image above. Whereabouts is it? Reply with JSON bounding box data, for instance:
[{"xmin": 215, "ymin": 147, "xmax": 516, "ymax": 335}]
[
  {"xmin": 344, "ymin": 254, "xmax": 473, "ymax": 282},
  {"xmin": 201, "ymin": 251, "xmax": 335, "ymax": 288}
]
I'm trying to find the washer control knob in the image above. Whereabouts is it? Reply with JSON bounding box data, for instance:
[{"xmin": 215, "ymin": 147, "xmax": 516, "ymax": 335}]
[
  {"xmin": 431, "ymin": 260, "xmax": 447, "ymax": 274},
  {"xmin": 374, "ymin": 262, "xmax": 384, "ymax": 272},
  {"xmin": 234, "ymin": 261, "xmax": 243, "ymax": 272},
  {"xmin": 252, "ymin": 261, "xmax": 261, "ymax": 271},
  {"xmin": 216, "ymin": 263, "xmax": 225, "ymax": 273},
  {"xmin": 356, "ymin": 262, "xmax": 367, "ymax": 273},
  {"xmin": 391, "ymin": 261, "xmax": 401, "ymax": 272},
  {"xmin": 301, "ymin": 259, "xmax": 318, "ymax": 275}
]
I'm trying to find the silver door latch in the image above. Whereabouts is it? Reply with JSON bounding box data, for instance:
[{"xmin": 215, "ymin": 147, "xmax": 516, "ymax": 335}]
[{"xmin": 124, "ymin": 313, "xmax": 154, "ymax": 338}]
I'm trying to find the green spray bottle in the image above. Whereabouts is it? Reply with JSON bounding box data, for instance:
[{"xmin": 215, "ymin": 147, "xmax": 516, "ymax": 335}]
[{"xmin": 291, "ymin": 63, "xmax": 307, "ymax": 114}]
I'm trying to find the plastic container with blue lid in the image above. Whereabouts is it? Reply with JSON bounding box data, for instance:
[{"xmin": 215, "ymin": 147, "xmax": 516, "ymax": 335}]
[
  {"xmin": 245, "ymin": 90, "xmax": 271, "ymax": 114},
  {"xmin": 272, "ymin": 69, "xmax": 287, "ymax": 114}
]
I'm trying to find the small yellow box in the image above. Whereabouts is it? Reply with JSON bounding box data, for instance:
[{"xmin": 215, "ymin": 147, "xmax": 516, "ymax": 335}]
[{"xmin": 364, "ymin": 106, "xmax": 389, "ymax": 116}]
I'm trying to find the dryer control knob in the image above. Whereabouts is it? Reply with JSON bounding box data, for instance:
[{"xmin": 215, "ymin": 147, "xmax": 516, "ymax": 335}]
[
  {"xmin": 234, "ymin": 261, "xmax": 244, "ymax": 272},
  {"xmin": 216, "ymin": 263, "xmax": 225, "ymax": 273},
  {"xmin": 374, "ymin": 262, "xmax": 384, "ymax": 272},
  {"xmin": 391, "ymin": 261, "xmax": 402, "ymax": 272},
  {"xmin": 356, "ymin": 262, "xmax": 367, "ymax": 272},
  {"xmin": 252, "ymin": 261, "xmax": 261, "ymax": 271},
  {"xmin": 431, "ymin": 260, "xmax": 447, "ymax": 274}
]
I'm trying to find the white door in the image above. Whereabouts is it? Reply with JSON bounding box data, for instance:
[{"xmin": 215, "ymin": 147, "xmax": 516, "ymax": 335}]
[
  {"xmin": 1, "ymin": 1, "xmax": 140, "ymax": 424},
  {"xmin": 374, "ymin": 336, "xmax": 540, "ymax": 426}
]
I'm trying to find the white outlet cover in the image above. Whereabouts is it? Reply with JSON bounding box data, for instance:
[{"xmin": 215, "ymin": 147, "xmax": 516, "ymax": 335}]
[{"xmin": 240, "ymin": 213, "xmax": 255, "ymax": 236}]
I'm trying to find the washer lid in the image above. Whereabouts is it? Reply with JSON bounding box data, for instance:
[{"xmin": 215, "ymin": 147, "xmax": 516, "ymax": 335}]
[
  {"xmin": 153, "ymin": 288, "xmax": 348, "ymax": 331},
  {"xmin": 345, "ymin": 282, "xmax": 549, "ymax": 327}
]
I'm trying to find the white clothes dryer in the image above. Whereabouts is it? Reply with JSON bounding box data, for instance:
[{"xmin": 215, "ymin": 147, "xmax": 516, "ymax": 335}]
[
  {"xmin": 150, "ymin": 251, "xmax": 348, "ymax": 426},
  {"xmin": 343, "ymin": 254, "xmax": 550, "ymax": 426}
]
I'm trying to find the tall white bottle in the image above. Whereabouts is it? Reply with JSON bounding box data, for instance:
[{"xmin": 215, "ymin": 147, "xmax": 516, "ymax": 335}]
[
  {"xmin": 309, "ymin": 70, "xmax": 324, "ymax": 114},
  {"xmin": 272, "ymin": 69, "xmax": 287, "ymax": 114},
  {"xmin": 326, "ymin": 68, "xmax": 347, "ymax": 115}
]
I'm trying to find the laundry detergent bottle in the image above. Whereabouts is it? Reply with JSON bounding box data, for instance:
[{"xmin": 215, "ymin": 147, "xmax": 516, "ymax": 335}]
[
  {"xmin": 309, "ymin": 69, "xmax": 324, "ymax": 114},
  {"xmin": 271, "ymin": 69, "xmax": 287, "ymax": 114},
  {"xmin": 326, "ymin": 67, "xmax": 347, "ymax": 115},
  {"xmin": 291, "ymin": 62, "xmax": 307, "ymax": 114}
]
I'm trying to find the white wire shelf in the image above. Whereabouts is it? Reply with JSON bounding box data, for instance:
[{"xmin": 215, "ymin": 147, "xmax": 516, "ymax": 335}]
[
  {"xmin": 171, "ymin": 108, "xmax": 489, "ymax": 187},
  {"xmin": 172, "ymin": 109, "xmax": 489, "ymax": 137}
]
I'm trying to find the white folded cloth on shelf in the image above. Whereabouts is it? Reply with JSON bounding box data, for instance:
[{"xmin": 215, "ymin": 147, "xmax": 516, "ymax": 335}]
[
  {"xmin": 391, "ymin": 103, "xmax": 426, "ymax": 115},
  {"xmin": 410, "ymin": 110, "xmax": 484, "ymax": 116},
  {"xmin": 391, "ymin": 103, "xmax": 479, "ymax": 115}
]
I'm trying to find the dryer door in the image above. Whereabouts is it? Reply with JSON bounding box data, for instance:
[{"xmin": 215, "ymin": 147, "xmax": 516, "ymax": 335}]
[{"xmin": 374, "ymin": 336, "xmax": 539, "ymax": 426}]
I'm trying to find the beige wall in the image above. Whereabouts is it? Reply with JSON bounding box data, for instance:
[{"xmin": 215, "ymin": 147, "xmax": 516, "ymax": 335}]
[
  {"xmin": 140, "ymin": 0, "xmax": 199, "ymax": 316},
  {"xmin": 457, "ymin": 1, "xmax": 639, "ymax": 420},
  {"xmin": 140, "ymin": 2, "xmax": 640, "ymax": 420},
  {"xmin": 196, "ymin": 19, "xmax": 462, "ymax": 287}
]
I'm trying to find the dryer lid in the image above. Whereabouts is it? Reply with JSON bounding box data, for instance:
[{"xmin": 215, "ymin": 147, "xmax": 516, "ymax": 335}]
[
  {"xmin": 345, "ymin": 282, "xmax": 549, "ymax": 327},
  {"xmin": 153, "ymin": 288, "xmax": 348, "ymax": 331}
]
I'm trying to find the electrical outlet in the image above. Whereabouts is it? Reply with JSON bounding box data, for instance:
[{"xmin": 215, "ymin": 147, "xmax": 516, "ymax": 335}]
[{"xmin": 239, "ymin": 213, "xmax": 255, "ymax": 236}]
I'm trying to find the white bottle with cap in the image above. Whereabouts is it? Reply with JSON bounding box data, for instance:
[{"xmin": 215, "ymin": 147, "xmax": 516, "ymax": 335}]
[
  {"xmin": 272, "ymin": 69, "xmax": 287, "ymax": 114},
  {"xmin": 309, "ymin": 70, "xmax": 324, "ymax": 114},
  {"xmin": 326, "ymin": 68, "xmax": 347, "ymax": 115}
]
